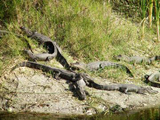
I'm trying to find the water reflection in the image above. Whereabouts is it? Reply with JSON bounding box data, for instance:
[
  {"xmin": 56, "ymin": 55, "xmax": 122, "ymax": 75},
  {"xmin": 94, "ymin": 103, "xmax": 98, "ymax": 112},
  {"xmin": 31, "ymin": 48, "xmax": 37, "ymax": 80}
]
[
  {"xmin": 0, "ymin": 108, "xmax": 160, "ymax": 120},
  {"xmin": 90, "ymin": 108, "xmax": 160, "ymax": 120},
  {"xmin": 0, "ymin": 112, "xmax": 59, "ymax": 120}
]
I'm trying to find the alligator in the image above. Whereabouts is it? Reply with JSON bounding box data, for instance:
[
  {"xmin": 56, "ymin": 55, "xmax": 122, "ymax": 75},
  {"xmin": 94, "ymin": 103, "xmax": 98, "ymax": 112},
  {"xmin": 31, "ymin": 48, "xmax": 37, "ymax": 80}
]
[
  {"xmin": 71, "ymin": 61, "xmax": 134, "ymax": 77},
  {"xmin": 114, "ymin": 55, "xmax": 160, "ymax": 64},
  {"xmin": 11, "ymin": 61, "xmax": 86, "ymax": 100},
  {"xmin": 11, "ymin": 61, "xmax": 80, "ymax": 82},
  {"xmin": 24, "ymin": 50, "xmax": 57, "ymax": 61},
  {"xmin": 20, "ymin": 27, "xmax": 71, "ymax": 70},
  {"xmin": 82, "ymin": 74, "xmax": 158, "ymax": 94},
  {"xmin": 20, "ymin": 27, "xmax": 61, "ymax": 53},
  {"xmin": 144, "ymin": 71, "xmax": 160, "ymax": 88}
]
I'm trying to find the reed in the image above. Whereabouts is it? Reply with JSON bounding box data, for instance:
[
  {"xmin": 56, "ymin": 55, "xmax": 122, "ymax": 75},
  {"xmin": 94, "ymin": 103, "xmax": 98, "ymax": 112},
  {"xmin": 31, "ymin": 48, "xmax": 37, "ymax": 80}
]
[
  {"xmin": 155, "ymin": 0, "xmax": 159, "ymax": 41},
  {"xmin": 141, "ymin": 0, "xmax": 147, "ymax": 39},
  {"xmin": 140, "ymin": 0, "xmax": 159, "ymax": 41},
  {"xmin": 148, "ymin": 0, "xmax": 153, "ymax": 28}
]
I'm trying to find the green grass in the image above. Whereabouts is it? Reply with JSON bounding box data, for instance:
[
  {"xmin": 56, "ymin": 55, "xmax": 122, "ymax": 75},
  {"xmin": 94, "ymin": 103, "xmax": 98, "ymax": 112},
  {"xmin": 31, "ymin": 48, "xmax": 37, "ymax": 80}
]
[
  {"xmin": 0, "ymin": 0, "xmax": 160, "ymax": 83},
  {"xmin": 94, "ymin": 68, "xmax": 130, "ymax": 83}
]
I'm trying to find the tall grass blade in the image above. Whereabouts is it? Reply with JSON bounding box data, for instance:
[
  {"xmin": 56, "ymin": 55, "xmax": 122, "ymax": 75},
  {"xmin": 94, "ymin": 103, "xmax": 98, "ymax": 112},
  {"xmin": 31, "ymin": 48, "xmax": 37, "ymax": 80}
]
[
  {"xmin": 148, "ymin": 0, "xmax": 153, "ymax": 28},
  {"xmin": 141, "ymin": 0, "xmax": 147, "ymax": 39},
  {"xmin": 155, "ymin": 0, "xmax": 159, "ymax": 41}
]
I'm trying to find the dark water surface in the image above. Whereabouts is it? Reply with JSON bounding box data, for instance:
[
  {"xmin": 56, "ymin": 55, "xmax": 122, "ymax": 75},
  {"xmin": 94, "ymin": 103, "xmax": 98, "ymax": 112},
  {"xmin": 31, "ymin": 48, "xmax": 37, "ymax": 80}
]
[{"xmin": 0, "ymin": 107, "xmax": 160, "ymax": 120}]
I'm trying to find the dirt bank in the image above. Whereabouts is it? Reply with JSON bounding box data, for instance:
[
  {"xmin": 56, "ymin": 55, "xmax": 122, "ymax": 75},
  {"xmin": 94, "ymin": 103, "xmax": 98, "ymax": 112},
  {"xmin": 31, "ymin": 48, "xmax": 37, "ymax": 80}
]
[{"xmin": 1, "ymin": 64, "xmax": 160, "ymax": 116}]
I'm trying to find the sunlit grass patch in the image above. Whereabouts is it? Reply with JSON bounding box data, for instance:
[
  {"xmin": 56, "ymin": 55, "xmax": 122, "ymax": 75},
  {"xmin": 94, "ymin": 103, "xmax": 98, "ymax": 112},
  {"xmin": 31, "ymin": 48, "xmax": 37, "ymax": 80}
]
[{"xmin": 92, "ymin": 68, "xmax": 131, "ymax": 83}]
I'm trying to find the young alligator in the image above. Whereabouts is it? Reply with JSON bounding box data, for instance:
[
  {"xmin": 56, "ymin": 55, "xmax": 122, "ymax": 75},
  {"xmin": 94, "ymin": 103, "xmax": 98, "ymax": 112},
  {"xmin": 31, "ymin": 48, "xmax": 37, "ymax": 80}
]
[
  {"xmin": 82, "ymin": 74, "xmax": 157, "ymax": 94},
  {"xmin": 144, "ymin": 71, "xmax": 160, "ymax": 88},
  {"xmin": 11, "ymin": 61, "xmax": 86, "ymax": 100},
  {"xmin": 115, "ymin": 55, "xmax": 160, "ymax": 64},
  {"xmin": 71, "ymin": 61, "xmax": 134, "ymax": 77},
  {"xmin": 20, "ymin": 27, "xmax": 71, "ymax": 70}
]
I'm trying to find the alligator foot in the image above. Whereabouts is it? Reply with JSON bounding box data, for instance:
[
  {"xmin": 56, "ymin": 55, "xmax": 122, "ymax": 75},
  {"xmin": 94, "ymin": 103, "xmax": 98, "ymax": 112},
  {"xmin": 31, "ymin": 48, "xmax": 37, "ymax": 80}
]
[{"xmin": 54, "ymin": 72, "xmax": 61, "ymax": 80}]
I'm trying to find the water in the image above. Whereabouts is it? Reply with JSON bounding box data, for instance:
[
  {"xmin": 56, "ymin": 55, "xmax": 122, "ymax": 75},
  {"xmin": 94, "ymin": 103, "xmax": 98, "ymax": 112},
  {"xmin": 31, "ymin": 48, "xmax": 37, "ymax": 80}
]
[{"xmin": 0, "ymin": 108, "xmax": 160, "ymax": 120}]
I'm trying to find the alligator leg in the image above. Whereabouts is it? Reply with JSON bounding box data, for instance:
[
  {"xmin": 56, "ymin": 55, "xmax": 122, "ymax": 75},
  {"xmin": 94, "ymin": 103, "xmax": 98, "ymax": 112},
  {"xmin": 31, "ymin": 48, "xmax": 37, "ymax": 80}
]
[
  {"xmin": 120, "ymin": 88, "xmax": 131, "ymax": 95},
  {"xmin": 54, "ymin": 71, "xmax": 61, "ymax": 80}
]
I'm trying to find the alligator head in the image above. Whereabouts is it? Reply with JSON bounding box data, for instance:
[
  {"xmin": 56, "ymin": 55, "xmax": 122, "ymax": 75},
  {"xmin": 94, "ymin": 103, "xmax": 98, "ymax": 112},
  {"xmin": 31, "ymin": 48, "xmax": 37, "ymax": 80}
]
[
  {"xmin": 114, "ymin": 54, "xmax": 123, "ymax": 61},
  {"xmin": 20, "ymin": 26, "xmax": 34, "ymax": 37}
]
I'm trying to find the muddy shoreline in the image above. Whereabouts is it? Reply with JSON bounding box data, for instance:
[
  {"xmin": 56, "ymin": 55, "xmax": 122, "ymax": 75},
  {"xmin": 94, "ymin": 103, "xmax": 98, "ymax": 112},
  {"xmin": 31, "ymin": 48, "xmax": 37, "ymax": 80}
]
[{"xmin": 1, "ymin": 107, "xmax": 160, "ymax": 120}]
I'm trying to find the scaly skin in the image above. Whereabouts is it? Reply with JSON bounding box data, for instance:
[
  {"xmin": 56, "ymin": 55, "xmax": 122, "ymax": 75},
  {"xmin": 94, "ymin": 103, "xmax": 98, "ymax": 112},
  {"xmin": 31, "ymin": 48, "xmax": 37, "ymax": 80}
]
[
  {"xmin": 24, "ymin": 50, "xmax": 57, "ymax": 61},
  {"xmin": 11, "ymin": 61, "xmax": 79, "ymax": 82},
  {"xmin": 11, "ymin": 61, "xmax": 158, "ymax": 100},
  {"xmin": 115, "ymin": 55, "xmax": 159, "ymax": 64},
  {"xmin": 11, "ymin": 61, "xmax": 86, "ymax": 100},
  {"xmin": 71, "ymin": 61, "xmax": 134, "ymax": 77},
  {"xmin": 82, "ymin": 74, "xmax": 157, "ymax": 94},
  {"xmin": 20, "ymin": 26, "xmax": 62, "ymax": 53},
  {"xmin": 20, "ymin": 27, "xmax": 71, "ymax": 70}
]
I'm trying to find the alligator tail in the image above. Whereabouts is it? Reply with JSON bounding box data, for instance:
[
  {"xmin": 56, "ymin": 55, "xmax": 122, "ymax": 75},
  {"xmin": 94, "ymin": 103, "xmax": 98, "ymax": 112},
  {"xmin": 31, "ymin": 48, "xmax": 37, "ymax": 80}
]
[
  {"xmin": 155, "ymin": 56, "xmax": 160, "ymax": 61},
  {"xmin": 10, "ymin": 62, "xmax": 28, "ymax": 72},
  {"xmin": 116, "ymin": 64, "xmax": 134, "ymax": 77},
  {"xmin": 56, "ymin": 51, "xmax": 71, "ymax": 70},
  {"xmin": 10, "ymin": 61, "xmax": 54, "ymax": 74},
  {"xmin": 124, "ymin": 66, "xmax": 134, "ymax": 77},
  {"xmin": 85, "ymin": 77, "xmax": 119, "ymax": 91},
  {"xmin": 10, "ymin": 61, "xmax": 45, "ymax": 72},
  {"xmin": 144, "ymin": 74, "xmax": 160, "ymax": 88},
  {"xmin": 147, "ymin": 81, "xmax": 160, "ymax": 88}
]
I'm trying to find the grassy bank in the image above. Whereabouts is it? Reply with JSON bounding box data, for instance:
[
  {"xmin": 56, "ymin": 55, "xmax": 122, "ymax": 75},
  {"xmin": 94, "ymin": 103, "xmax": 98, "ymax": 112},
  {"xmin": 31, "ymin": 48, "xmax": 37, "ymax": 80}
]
[{"xmin": 0, "ymin": 0, "xmax": 159, "ymax": 81}]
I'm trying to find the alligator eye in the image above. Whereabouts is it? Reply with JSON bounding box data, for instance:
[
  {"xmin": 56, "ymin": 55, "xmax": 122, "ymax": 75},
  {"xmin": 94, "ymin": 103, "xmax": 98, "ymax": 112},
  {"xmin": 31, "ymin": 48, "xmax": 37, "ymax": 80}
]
[
  {"xmin": 144, "ymin": 75, "xmax": 150, "ymax": 79},
  {"xmin": 118, "ymin": 55, "xmax": 122, "ymax": 57},
  {"xmin": 20, "ymin": 26, "xmax": 23, "ymax": 29},
  {"xmin": 99, "ymin": 64, "xmax": 102, "ymax": 68}
]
